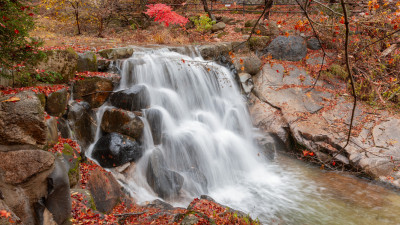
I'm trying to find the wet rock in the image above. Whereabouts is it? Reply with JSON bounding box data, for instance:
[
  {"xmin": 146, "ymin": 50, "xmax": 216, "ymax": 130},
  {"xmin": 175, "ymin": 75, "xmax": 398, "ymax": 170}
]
[
  {"xmin": 146, "ymin": 149, "xmax": 184, "ymax": 199},
  {"xmin": 0, "ymin": 150, "xmax": 54, "ymax": 185},
  {"xmin": 145, "ymin": 108, "xmax": 163, "ymax": 145},
  {"xmin": 92, "ymin": 133, "xmax": 143, "ymax": 168},
  {"xmin": 67, "ymin": 101, "xmax": 96, "ymax": 151},
  {"xmin": 145, "ymin": 199, "xmax": 174, "ymax": 210},
  {"xmin": 46, "ymin": 88, "xmax": 68, "ymax": 117},
  {"xmin": 77, "ymin": 51, "xmax": 98, "ymax": 72},
  {"xmin": 187, "ymin": 168, "xmax": 208, "ymax": 193},
  {"xmin": 98, "ymin": 59, "xmax": 111, "ymax": 72},
  {"xmin": 73, "ymin": 77, "xmax": 114, "ymax": 108},
  {"xmin": 88, "ymin": 168, "xmax": 122, "ymax": 213},
  {"xmin": 98, "ymin": 47, "xmax": 134, "ymax": 60},
  {"xmin": 0, "ymin": 91, "xmax": 46, "ymax": 150},
  {"xmin": 109, "ymin": 85, "xmax": 150, "ymax": 111},
  {"xmin": 57, "ymin": 117, "xmax": 72, "ymax": 139},
  {"xmin": 211, "ymin": 22, "xmax": 226, "ymax": 32},
  {"xmin": 264, "ymin": 36, "xmax": 307, "ymax": 61},
  {"xmin": 45, "ymin": 116, "xmax": 59, "ymax": 148},
  {"xmin": 36, "ymin": 49, "xmax": 79, "ymax": 82},
  {"xmin": 197, "ymin": 43, "xmax": 233, "ymax": 60},
  {"xmin": 233, "ymin": 54, "xmax": 262, "ymax": 75},
  {"xmin": 45, "ymin": 156, "xmax": 72, "ymax": 225},
  {"xmin": 307, "ymin": 37, "xmax": 322, "ymax": 50},
  {"xmin": 101, "ymin": 108, "xmax": 144, "ymax": 140}
]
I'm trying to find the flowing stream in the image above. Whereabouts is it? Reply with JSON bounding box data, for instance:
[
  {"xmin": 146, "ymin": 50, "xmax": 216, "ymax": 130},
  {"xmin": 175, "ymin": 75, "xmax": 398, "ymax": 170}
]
[{"xmin": 90, "ymin": 48, "xmax": 400, "ymax": 224}]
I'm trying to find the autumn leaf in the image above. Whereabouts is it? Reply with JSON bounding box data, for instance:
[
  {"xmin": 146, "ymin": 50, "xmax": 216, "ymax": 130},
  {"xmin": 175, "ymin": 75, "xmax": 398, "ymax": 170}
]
[
  {"xmin": 14, "ymin": 29, "xmax": 19, "ymax": 34},
  {"xmin": 0, "ymin": 210, "xmax": 11, "ymax": 218},
  {"xmin": 256, "ymin": 30, "xmax": 261, "ymax": 34},
  {"xmin": 241, "ymin": 66, "xmax": 244, "ymax": 71},
  {"xmin": 181, "ymin": 59, "xmax": 185, "ymax": 63},
  {"xmin": 1, "ymin": 97, "xmax": 20, "ymax": 103},
  {"xmin": 239, "ymin": 58, "xmax": 244, "ymax": 65}
]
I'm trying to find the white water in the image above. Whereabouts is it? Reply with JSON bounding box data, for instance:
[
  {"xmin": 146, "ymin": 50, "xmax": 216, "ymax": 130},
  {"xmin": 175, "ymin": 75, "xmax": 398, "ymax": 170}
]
[{"xmin": 96, "ymin": 48, "xmax": 400, "ymax": 224}]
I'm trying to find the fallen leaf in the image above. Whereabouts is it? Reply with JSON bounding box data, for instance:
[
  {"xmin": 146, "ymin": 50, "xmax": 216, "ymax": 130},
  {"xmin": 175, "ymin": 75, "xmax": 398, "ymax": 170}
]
[{"xmin": 1, "ymin": 97, "xmax": 20, "ymax": 103}]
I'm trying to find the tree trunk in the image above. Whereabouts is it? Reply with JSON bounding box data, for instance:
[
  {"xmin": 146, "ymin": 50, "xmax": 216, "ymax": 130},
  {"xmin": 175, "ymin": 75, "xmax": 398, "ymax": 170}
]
[
  {"xmin": 201, "ymin": 0, "xmax": 216, "ymax": 21},
  {"xmin": 263, "ymin": 0, "xmax": 274, "ymax": 20}
]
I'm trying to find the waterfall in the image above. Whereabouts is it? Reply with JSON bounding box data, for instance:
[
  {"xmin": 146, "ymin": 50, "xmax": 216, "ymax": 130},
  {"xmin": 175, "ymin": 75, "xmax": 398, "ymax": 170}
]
[{"xmin": 91, "ymin": 48, "xmax": 318, "ymax": 223}]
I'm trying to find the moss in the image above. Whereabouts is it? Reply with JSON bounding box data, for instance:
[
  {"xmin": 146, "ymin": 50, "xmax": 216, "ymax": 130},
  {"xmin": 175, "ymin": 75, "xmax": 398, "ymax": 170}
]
[
  {"xmin": 248, "ymin": 36, "xmax": 271, "ymax": 51},
  {"xmin": 36, "ymin": 93, "xmax": 46, "ymax": 109},
  {"xmin": 217, "ymin": 31, "xmax": 228, "ymax": 38},
  {"xmin": 329, "ymin": 64, "xmax": 348, "ymax": 80}
]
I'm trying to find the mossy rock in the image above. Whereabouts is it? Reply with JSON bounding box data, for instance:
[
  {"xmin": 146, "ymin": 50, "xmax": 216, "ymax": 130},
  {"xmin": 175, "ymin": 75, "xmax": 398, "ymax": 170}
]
[
  {"xmin": 98, "ymin": 47, "xmax": 134, "ymax": 60},
  {"xmin": 217, "ymin": 31, "xmax": 228, "ymax": 39},
  {"xmin": 248, "ymin": 36, "xmax": 271, "ymax": 51},
  {"xmin": 35, "ymin": 48, "xmax": 79, "ymax": 83},
  {"xmin": 77, "ymin": 51, "xmax": 98, "ymax": 72},
  {"xmin": 46, "ymin": 88, "xmax": 68, "ymax": 117},
  {"xmin": 36, "ymin": 92, "xmax": 46, "ymax": 109},
  {"xmin": 73, "ymin": 76, "xmax": 114, "ymax": 108},
  {"xmin": 62, "ymin": 143, "xmax": 81, "ymax": 188}
]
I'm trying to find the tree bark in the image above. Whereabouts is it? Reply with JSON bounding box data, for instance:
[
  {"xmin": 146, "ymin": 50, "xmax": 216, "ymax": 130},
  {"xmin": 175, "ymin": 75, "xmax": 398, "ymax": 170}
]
[
  {"xmin": 263, "ymin": 0, "xmax": 274, "ymax": 20},
  {"xmin": 201, "ymin": 0, "xmax": 216, "ymax": 21}
]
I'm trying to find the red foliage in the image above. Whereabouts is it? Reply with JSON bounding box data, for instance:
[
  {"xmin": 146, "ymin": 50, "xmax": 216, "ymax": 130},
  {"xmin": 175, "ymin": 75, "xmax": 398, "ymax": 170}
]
[
  {"xmin": 145, "ymin": 4, "xmax": 188, "ymax": 27},
  {"xmin": 74, "ymin": 71, "xmax": 117, "ymax": 81},
  {"xmin": 0, "ymin": 84, "xmax": 68, "ymax": 96},
  {"xmin": 48, "ymin": 137, "xmax": 81, "ymax": 155}
]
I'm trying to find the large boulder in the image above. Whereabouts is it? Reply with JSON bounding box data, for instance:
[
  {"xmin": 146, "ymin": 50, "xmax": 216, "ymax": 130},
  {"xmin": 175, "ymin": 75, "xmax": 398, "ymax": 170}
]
[
  {"xmin": 67, "ymin": 101, "xmax": 96, "ymax": 151},
  {"xmin": 109, "ymin": 85, "xmax": 151, "ymax": 111},
  {"xmin": 87, "ymin": 168, "xmax": 122, "ymax": 213},
  {"xmin": 0, "ymin": 91, "xmax": 46, "ymax": 150},
  {"xmin": 77, "ymin": 51, "xmax": 98, "ymax": 72},
  {"xmin": 98, "ymin": 47, "xmax": 134, "ymax": 60},
  {"xmin": 45, "ymin": 156, "xmax": 72, "ymax": 225},
  {"xmin": 145, "ymin": 108, "xmax": 163, "ymax": 145},
  {"xmin": 146, "ymin": 148, "xmax": 184, "ymax": 199},
  {"xmin": 264, "ymin": 36, "xmax": 307, "ymax": 61},
  {"xmin": 101, "ymin": 108, "xmax": 144, "ymax": 140},
  {"xmin": 0, "ymin": 150, "xmax": 55, "ymax": 224},
  {"xmin": 92, "ymin": 133, "xmax": 143, "ymax": 168},
  {"xmin": 73, "ymin": 77, "xmax": 114, "ymax": 108},
  {"xmin": 36, "ymin": 49, "xmax": 79, "ymax": 82},
  {"xmin": 46, "ymin": 88, "xmax": 68, "ymax": 117}
]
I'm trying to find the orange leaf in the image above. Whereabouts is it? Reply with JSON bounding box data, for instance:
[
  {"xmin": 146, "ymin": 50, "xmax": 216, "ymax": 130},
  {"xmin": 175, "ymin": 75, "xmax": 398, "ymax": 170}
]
[
  {"xmin": 0, "ymin": 210, "xmax": 11, "ymax": 218},
  {"xmin": 256, "ymin": 30, "xmax": 261, "ymax": 34},
  {"xmin": 241, "ymin": 66, "xmax": 245, "ymax": 71},
  {"xmin": 239, "ymin": 58, "xmax": 244, "ymax": 65},
  {"xmin": 1, "ymin": 97, "xmax": 20, "ymax": 103}
]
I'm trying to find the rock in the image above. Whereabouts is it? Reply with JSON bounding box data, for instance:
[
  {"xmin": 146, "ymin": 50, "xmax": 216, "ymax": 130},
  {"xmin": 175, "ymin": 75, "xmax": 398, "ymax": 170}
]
[
  {"xmin": 186, "ymin": 168, "xmax": 208, "ymax": 193},
  {"xmin": 57, "ymin": 117, "xmax": 72, "ymax": 139},
  {"xmin": 211, "ymin": 22, "xmax": 226, "ymax": 32},
  {"xmin": 264, "ymin": 36, "xmax": 307, "ymax": 61},
  {"xmin": 101, "ymin": 108, "xmax": 144, "ymax": 140},
  {"xmin": 45, "ymin": 156, "xmax": 72, "ymax": 225},
  {"xmin": 233, "ymin": 54, "xmax": 262, "ymax": 75},
  {"xmin": 247, "ymin": 36, "xmax": 271, "ymax": 51},
  {"xmin": 181, "ymin": 214, "xmax": 199, "ymax": 225},
  {"xmin": 88, "ymin": 168, "xmax": 122, "ymax": 213},
  {"xmin": 98, "ymin": 59, "xmax": 111, "ymax": 72},
  {"xmin": 146, "ymin": 149, "xmax": 184, "ymax": 199},
  {"xmin": 262, "ymin": 21, "xmax": 280, "ymax": 37},
  {"xmin": 145, "ymin": 108, "xmax": 163, "ymax": 145},
  {"xmin": 92, "ymin": 133, "xmax": 143, "ymax": 168},
  {"xmin": 45, "ymin": 116, "xmax": 58, "ymax": 148},
  {"xmin": 220, "ymin": 16, "xmax": 235, "ymax": 25},
  {"xmin": 73, "ymin": 77, "xmax": 114, "ymax": 108},
  {"xmin": 307, "ymin": 37, "xmax": 322, "ymax": 50},
  {"xmin": 67, "ymin": 101, "xmax": 96, "ymax": 151},
  {"xmin": 244, "ymin": 19, "xmax": 257, "ymax": 28},
  {"xmin": 0, "ymin": 91, "xmax": 46, "ymax": 150},
  {"xmin": 109, "ymin": 85, "xmax": 150, "ymax": 111},
  {"xmin": 306, "ymin": 56, "xmax": 325, "ymax": 66},
  {"xmin": 46, "ymin": 88, "xmax": 68, "ymax": 117},
  {"xmin": 61, "ymin": 143, "xmax": 81, "ymax": 188},
  {"xmin": 0, "ymin": 150, "xmax": 54, "ymax": 224},
  {"xmin": 145, "ymin": 199, "xmax": 174, "ymax": 210},
  {"xmin": 197, "ymin": 42, "xmax": 233, "ymax": 60},
  {"xmin": 36, "ymin": 49, "xmax": 79, "ymax": 82},
  {"xmin": 238, "ymin": 73, "xmax": 254, "ymax": 95},
  {"xmin": 36, "ymin": 92, "xmax": 46, "ymax": 109},
  {"xmin": 77, "ymin": 51, "xmax": 98, "ymax": 72},
  {"xmin": 98, "ymin": 47, "xmax": 134, "ymax": 60},
  {"xmin": 0, "ymin": 150, "xmax": 54, "ymax": 184}
]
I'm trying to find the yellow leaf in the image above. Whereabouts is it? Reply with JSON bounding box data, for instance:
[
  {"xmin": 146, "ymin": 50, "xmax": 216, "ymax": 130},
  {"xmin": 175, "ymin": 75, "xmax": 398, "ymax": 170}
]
[
  {"xmin": 241, "ymin": 66, "xmax": 245, "ymax": 71},
  {"xmin": 2, "ymin": 97, "xmax": 20, "ymax": 103}
]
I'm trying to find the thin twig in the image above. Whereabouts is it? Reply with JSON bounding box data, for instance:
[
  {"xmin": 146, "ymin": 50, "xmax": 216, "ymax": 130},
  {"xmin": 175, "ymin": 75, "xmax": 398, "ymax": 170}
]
[{"xmin": 355, "ymin": 29, "xmax": 400, "ymax": 54}]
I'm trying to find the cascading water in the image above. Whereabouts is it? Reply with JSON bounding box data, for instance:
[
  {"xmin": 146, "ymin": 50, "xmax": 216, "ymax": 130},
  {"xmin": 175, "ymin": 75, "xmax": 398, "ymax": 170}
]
[{"xmin": 89, "ymin": 48, "xmax": 400, "ymax": 225}]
